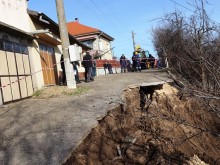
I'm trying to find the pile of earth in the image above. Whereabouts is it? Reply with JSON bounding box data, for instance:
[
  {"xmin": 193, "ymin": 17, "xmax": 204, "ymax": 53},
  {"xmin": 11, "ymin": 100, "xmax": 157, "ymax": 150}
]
[{"xmin": 63, "ymin": 83, "xmax": 220, "ymax": 165}]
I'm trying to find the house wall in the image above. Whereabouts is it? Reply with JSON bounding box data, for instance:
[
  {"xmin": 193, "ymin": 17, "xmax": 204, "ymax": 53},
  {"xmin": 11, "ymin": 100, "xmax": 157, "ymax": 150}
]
[
  {"xmin": 0, "ymin": 0, "xmax": 29, "ymax": 31},
  {"xmin": 98, "ymin": 37, "xmax": 112, "ymax": 60},
  {"xmin": 28, "ymin": 17, "xmax": 45, "ymax": 90},
  {"xmin": 28, "ymin": 16, "xmax": 63, "ymax": 89},
  {"xmin": 92, "ymin": 37, "xmax": 112, "ymax": 60}
]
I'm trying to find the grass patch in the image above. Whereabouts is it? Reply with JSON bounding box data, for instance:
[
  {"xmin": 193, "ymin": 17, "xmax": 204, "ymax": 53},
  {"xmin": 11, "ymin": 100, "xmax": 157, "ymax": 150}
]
[
  {"xmin": 32, "ymin": 86, "xmax": 91, "ymax": 99},
  {"xmin": 32, "ymin": 89, "xmax": 43, "ymax": 97},
  {"xmin": 62, "ymin": 86, "xmax": 90, "ymax": 96}
]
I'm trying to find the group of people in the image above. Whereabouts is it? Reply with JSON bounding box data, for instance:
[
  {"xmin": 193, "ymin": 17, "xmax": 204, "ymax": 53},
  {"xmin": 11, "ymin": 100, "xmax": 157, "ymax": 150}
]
[
  {"xmin": 60, "ymin": 51, "xmax": 158, "ymax": 85},
  {"xmin": 119, "ymin": 53, "xmax": 141, "ymax": 73},
  {"xmin": 60, "ymin": 51, "xmax": 96, "ymax": 85},
  {"xmin": 103, "ymin": 61, "xmax": 113, "ymax": 74},
  {"xmin": 119, "ymin": 52, "xmax": 158, "ymax": 72}
]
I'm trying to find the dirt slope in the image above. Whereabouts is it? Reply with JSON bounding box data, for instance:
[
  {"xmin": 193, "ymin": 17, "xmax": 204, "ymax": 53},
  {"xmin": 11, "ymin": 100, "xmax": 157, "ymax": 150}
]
[{"xmin": 63, "ymin": 83, "xmax": 220, "ymax": 165}]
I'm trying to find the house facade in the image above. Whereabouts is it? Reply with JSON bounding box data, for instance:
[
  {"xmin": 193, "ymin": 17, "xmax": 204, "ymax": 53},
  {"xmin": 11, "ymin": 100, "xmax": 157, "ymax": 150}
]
[
  {"xmin": 0, "ymin": 0, "xmax": 89, "ymax": 105},
  {"xmin": 67, "ymin": 19, "xmax": 114, "ymax": 60}
]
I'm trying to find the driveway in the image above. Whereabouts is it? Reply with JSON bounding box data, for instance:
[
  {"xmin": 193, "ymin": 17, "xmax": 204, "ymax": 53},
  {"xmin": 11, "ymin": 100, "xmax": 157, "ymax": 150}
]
[{"xmin": 0, "ymin": 70, "xmax": 172, "ymax": 165}]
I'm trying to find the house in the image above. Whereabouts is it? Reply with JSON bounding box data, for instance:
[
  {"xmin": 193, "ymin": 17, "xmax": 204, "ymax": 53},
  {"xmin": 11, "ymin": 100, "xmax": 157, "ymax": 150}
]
[
  {"xmin": 67, "ymin": 18, "xmax": 116, "ymax": 76},
  {"xmin": 28, "ymin": 10, "xmax": 90, "ymax": 87},
  {"xmin": 0, "ymin": 0, "xmax": 90, "ymax": 105},
  {"xmin": 67, "ymin": 18, "xmax": 114, "ymax": 60}
]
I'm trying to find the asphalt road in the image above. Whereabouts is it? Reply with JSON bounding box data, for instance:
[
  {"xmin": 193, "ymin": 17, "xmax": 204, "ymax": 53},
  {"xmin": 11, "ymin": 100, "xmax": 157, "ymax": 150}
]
[{"xmin": 0, "ymin": 70, "xmax": 172, "ymax": 165}]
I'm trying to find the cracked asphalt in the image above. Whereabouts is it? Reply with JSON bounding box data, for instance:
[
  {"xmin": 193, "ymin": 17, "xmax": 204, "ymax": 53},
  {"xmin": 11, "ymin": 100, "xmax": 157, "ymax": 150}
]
[{"xmin": 0, "ymin": 70, "xmax": 172, "ymax": 165}]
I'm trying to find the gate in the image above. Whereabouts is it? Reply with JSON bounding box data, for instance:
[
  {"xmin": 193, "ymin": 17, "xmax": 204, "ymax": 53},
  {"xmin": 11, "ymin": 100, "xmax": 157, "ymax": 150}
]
[{"xmin": 0, "ymin": 40, "xmax": 33, "ymax": 104}]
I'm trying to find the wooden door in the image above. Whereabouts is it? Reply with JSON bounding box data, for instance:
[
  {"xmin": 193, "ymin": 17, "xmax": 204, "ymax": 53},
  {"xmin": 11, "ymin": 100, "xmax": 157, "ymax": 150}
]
[{"xmin": 39, "ymin": 44, "xmax": 58, "ymax": 85}]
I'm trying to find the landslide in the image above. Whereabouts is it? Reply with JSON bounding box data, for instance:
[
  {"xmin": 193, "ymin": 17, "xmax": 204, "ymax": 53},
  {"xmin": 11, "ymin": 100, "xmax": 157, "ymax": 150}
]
[{"xmin": 63, "ymin": 83, "xmax": 220, "ymax": 165}]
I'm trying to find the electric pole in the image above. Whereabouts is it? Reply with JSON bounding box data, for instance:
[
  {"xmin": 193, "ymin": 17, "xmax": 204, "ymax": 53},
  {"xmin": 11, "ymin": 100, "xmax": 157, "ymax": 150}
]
[
  {"xmin": 55, "ymin": 0, "xmax": 76, "ymax": 88},
  {"xmin": 132, "ymin": 31, "xmax": 136, "ymax": 52}
]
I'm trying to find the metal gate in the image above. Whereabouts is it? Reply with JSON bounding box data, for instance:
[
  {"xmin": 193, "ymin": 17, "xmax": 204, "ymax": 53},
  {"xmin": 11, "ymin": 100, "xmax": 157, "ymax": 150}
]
[{"xmin": 0, "ymin": 40, "xmax": 33, "ymax": 104}]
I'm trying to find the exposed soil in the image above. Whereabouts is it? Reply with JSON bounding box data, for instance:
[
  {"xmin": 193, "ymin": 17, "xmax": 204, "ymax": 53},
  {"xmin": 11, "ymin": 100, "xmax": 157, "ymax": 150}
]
[{"xmin": 63, "ymin": 83, "xmax": 220, "ymax": 165}]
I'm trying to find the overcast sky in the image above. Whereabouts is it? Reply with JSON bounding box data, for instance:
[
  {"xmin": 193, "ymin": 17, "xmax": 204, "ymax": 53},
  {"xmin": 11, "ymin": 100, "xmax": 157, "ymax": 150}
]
[{"xmin": 28, "ymin": 0, "xmax": 220, "ymax": 59}]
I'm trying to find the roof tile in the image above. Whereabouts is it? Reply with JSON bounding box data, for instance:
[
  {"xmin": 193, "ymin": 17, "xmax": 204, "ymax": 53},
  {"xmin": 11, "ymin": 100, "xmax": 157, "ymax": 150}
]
[{"xmin": 67, "ymin": 21, "xmax": 99, "ymax": 36}]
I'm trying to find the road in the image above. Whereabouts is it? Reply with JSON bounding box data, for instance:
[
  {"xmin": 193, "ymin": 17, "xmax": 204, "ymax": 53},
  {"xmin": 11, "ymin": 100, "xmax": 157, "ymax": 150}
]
[{"xmin": 0, "ymin": 70, "xmax": 172, "ymax": 165}]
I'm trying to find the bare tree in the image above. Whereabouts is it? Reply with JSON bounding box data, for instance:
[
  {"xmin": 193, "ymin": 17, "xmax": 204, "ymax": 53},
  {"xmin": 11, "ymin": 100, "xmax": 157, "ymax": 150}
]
[{"xmin": 153, "ymin": 0, "xmax": 220, "ymax": 94}]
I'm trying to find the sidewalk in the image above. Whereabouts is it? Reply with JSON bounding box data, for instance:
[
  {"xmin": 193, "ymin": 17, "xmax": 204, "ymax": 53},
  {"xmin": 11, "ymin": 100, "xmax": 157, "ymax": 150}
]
[{"xmin": 0, "ymin": 70, "xmax": 172, "ymax": 165}]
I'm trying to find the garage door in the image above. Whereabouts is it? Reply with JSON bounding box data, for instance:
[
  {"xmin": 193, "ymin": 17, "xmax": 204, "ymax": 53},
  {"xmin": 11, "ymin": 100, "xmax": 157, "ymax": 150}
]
[{"xmin": 0, "ymin": 40, "xmax": 33, "ymax": 103}]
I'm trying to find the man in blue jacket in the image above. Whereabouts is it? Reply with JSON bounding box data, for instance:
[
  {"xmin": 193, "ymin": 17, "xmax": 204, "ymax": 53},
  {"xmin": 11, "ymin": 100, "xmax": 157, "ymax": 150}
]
[{"xmin": 120, "ymin": 54, "xmax": 127, "ymax": 73}]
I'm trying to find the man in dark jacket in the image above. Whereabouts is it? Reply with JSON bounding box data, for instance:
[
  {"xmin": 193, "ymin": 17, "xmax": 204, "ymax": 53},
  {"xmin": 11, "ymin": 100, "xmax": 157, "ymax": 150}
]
[
  {"xmin": 120, "ymin": 54, "xmax": 127, "ymax": 73},
  {"xmin": 82, "ymin": 51, "xmax": 93, "ymax": 82},
  {"xmin": 60, "ymin": 54, "xmax": 66, "ymax": 85}
]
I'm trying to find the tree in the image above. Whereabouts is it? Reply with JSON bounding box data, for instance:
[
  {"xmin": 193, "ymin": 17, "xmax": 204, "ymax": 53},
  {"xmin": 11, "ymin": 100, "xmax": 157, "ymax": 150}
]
[{"xmin": 152, "ymin": 0, "xmax": 220, "ymax": 93}]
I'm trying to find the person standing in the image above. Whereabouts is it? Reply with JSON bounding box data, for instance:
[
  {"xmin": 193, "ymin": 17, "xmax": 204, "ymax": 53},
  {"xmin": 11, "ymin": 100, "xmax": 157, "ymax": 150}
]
[
  {"xmin": 92, "ymin": 56, "xmax": 97, "ymax": 78},
  {"xmin": 107, "ymin": 61, "xmax": 113, "ymax": 74},
  {"xmin": 72, "ymin": 61, "xmax": 80, "ymax": 84},
  {"xmin": 126, "ymin": 59, "xmax": 131, "ymax": 72},
  {"xmin": 120, "ymin": 54, "xmax": 127, "ymax": 73},
  {"xmin": 132, "ymin": 52, "xmax": 141, "ymax": 71},
  {"xmin": 60, "ymin": 54, "xmax": 66, "ymax": 85},
  {"xmin": 103, "ymin": 61, "xmax": 108, "ymax": 75},
  {"xmin": 82, "ymin": 51, "xmax": 94, "ymax": 82}
]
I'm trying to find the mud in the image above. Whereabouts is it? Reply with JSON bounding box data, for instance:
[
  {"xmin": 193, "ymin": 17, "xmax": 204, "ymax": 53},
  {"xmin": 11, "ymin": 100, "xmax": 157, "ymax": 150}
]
[{"xmin": 63, "ymin": 83, "xmax": 220, "ymax": 165}]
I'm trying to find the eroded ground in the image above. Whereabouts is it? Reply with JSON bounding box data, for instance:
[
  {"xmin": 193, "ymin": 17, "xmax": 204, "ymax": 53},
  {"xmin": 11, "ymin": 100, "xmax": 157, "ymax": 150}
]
[{"xmin": 63, "ymin": 83, "xmax": 220, "ymax": 165}]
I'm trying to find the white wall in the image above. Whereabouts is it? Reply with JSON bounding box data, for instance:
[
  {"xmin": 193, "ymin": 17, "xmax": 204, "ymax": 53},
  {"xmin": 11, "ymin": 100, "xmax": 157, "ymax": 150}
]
[
  {"xmin": 28, "ymin": 40, "xmax": 45, "ymax": 90},
  {"xmin": 0, "ymin": 0, "xmax": 29, "ymax": 31},
  {"xmin": 93, "ymin": 37, "xmax": 113, "ymax": 60}
]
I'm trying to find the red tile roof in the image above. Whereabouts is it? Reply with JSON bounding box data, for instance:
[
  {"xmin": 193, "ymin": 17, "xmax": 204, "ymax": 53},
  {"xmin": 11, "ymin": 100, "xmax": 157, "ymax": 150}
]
[{"xmin": 67, "ymin": 21, "xmax": 99, "ymax": 36}]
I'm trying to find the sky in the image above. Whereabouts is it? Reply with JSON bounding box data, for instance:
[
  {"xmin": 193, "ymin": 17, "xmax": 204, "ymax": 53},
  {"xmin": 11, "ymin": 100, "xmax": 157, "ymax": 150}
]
[{"xmin": 28, "ymin": 0, "xmax": 220, "ymax": 59}]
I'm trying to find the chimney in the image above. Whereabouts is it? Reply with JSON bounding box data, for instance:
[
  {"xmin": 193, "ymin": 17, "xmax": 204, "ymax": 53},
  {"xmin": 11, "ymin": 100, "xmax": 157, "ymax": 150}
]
[{"xmin": 75, "ymin": 18, "xmax": 79, "ymax": 23}]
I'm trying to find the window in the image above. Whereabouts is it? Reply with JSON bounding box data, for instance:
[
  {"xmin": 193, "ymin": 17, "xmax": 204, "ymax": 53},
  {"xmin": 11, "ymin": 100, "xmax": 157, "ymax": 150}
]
[
  {"xmin": 0, "ymin": 41, "xmax": 3, "ymax": 50},
  {"xmin": 0, "ymin": 40, "xmax": 28, "ymax": 54},
  {"xmin": 47, "ymin": 47, "xmax": 54, "ymax": 54},
  {"xmin": 14, "ymin": 44, "xmax": 22, "ymax": 53},
  {"xmin": 3, "ymin": 42, "xmax": 14, "ymax": 52},
  {"xmin": 14, "ymin": 44, "xmax": 28, "ymax": 54},
  {"xmin": 39, "ymin": 44, "xmax": 47, "ymax": 52},
  {"xmin": 82, "ymin": 40, "xmax": 93, "ymax": 48},
  {"xmin": 21, "ymin": 46, "xmax": 28, "ymax": 54}
]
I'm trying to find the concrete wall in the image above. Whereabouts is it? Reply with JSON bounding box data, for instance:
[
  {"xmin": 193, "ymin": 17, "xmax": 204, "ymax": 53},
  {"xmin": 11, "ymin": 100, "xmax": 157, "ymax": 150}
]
[
  {"xmin": 96, "ymin": 67, "xmax": 121, "ymax": 76},
  {"xmin": 0, "ymin": 0, "xmax": 29, "ymax": 31}
]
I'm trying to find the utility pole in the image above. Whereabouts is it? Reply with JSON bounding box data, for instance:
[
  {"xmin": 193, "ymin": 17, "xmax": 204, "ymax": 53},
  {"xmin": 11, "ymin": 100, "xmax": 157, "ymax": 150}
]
[
  {"xmin": 55, "ymin": 0, "xmax": 76, "ymax": 88},
  {"xmin": 132, "ymin": 31, "xmax": 136, "ymax": 52}
]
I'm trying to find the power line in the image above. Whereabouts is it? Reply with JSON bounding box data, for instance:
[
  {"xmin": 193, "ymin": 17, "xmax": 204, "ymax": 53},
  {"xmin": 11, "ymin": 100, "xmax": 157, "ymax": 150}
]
[
  {"xmin": 76, "ymin": 0, "xmax": 107, "ymax": 27},
  {"xmin": 170, "ymin": 0, "xmax": 195, "ymax": 12},
  {"xmin": 101, "ymin": 0, "xmax": 131, "ymax": 32},
  {"xmin": 90, "ymin": 0, "xmax": 127, "ymax": 37}
]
